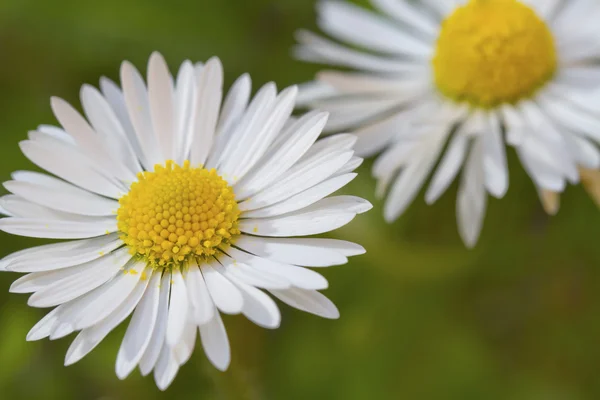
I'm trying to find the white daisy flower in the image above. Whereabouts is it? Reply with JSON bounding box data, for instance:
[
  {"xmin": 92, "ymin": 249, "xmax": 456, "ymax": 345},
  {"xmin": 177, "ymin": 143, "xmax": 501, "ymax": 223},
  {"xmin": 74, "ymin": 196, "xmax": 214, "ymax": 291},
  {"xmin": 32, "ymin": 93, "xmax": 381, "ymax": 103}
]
[
  {"xmin": 295, "ymin": 0, "xmax": 600, "ymax": 247},
  {"xmin": 0, "ymin": 52, "xmax": 370, "ymax": 390}
]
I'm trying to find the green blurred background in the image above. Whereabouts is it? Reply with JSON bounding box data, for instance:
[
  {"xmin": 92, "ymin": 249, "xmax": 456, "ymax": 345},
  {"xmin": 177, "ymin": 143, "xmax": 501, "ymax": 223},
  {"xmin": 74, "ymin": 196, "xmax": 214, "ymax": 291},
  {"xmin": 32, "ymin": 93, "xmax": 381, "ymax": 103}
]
[{"xmin": 1, "ymin": 0, "xmax": 600, "ymax": 399}]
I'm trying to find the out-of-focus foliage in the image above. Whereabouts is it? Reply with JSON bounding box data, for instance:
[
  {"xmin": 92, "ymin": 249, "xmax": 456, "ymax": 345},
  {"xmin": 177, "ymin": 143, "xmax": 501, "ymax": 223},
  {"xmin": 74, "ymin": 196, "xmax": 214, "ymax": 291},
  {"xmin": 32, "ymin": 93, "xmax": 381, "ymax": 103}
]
[{"xmin": 1, "ymin": 0, "xmax": 600, "ymax": 399}]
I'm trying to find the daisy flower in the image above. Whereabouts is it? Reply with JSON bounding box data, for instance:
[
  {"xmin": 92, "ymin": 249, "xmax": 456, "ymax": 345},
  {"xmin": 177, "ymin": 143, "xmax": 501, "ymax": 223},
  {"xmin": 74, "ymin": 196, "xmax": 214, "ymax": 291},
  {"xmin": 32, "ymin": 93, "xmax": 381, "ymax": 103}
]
[
  {"xmin": 0, "ymin": 52, "xmax": 370, "ymax": 390},
  {"xmin": 295, "ymin": 0, "xmax": 600, "ymax": 247}
]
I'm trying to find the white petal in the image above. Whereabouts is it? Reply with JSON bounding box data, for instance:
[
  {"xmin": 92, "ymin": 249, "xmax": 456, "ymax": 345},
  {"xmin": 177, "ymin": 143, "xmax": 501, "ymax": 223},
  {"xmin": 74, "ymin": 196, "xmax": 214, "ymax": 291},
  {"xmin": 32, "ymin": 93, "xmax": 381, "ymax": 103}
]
[
  {"xmin": 218, "ymin": 251, "xmax": 291, "ymax": 290},
  {"xmin": 270, "ymin": 288, "xmax": 339, "ymax": 319},
  {"xmin": 64, "ymin": 270, "xmax": 151, "ymax": 366},
  {"xmin": 99, "ymin": 77, "xmax": 147, "ymax": 168},
  {"xmin": 139, "ymin": 271, "xmax": 171, "ymax": 376},
  {"xmin": 173, "ymin": 61, "xmax": 197, "ymax": 164},
  {"xmin": 19, "ymin": 139, "xmax": 125, "ymax": 199},
  {"xmin": 148, "ymin": 52, "xmax": 176, "ymax": 161},
  {"xmin": 242, "ymin": 173, "xmax": 357, "ymax": 218},
  {"xmin": 50, "ymin": 97, "xmax": 134, "ymax": 181},
  {"xmin": 80, "ymin": 84, "xmax": 142, "ymax": 177},
  {"xmin": 205, "ymin": 74, "xmax": 253, "ymax": 169},
  {"xmin": 238, "ymin": 150, "xmax": 353, "ymax": 211},
  {"xmin": 223, "ymin": 261, "xmax": 291, "ymax": 290},
  {"xmin": 425, "ymin": 130, "xmax": 469, "ymax": 204},
  {"xmin": 5, "ymin": 234, "xmax": 121, "ymax": 272},
  {"xmin": 316, "ymin": 1, "xmax": 432, "ymax": 57},
  {"xmin": 4, "ymin": 177, "xmax": 118, "ymax": 217},
  {"xmin": 234, "ymin": 235, "xmax": 362, "ymax": 267},
  {"xmin": 295, "ymin": 30, "xmax": 419, "ymax": 73},
  {"xmin": 199, "ymin": 311, "xmax": 230, "ymax": 371},
  {"xmin": 200, "ymin": 261, "xmax": 244, "ymax": 315},
  {"xmin": 235, "ymin": 111, "xmax": 328, "ymax": 200},
  {"xmin": 185, "ymin": 261, "xmax": 215, "ymax": 325},
  {"xmin": 336, "ymin": 157, "xmax": 363, "ymax": 175},
  {"xmin": 173, "ymin": 318, "xmax": 197, "ymax": 366},
  {"xmin": 371, "ymin": 0, "xmax": 438, "ymax": 37},
  {"xmin": 220, "ymin": 86, "xmax": 298, "ymax": 182},
  {"xmin": 65, "ymin": 261, "xmax": 145, "ymax": 331},
  {"xmin": 226, "ymin": 275, "xmax": 281, "ymax": 329},
  {"xmin": 457, "ymin": 138, "xmax": 487, "ymax": 248},
  {"xmin": 190, "ymin": 57, "xmax": 224, "ymax": 165},
  {"xmin": 26, "ymin": 307, "xmax": 61, "ymax": 341},
  {"xmin": 166, "ymin": 269, "xmax": 189, "ymax": 348},
  {"xmin": 154, "ymin": 345, "xmax": 180, "ymax": 391},
  {"xmin": 216, "ymin": 83, "xmax": 277, "ymax": 177},
  {"xmin": 0, "ymin": 216, "xmax": 116, "ymax": 239},
  {"xmin": 115, "ymin": 271, "xmax": 162, "ymax": 379},
  {"xmin": 120, "ymin": 60, "xmax": 162, "ymax": 167},
  {"xmin": 239, "ymin": 208, "xmax": 355, "ymax": 237},
  {"xmin": 482, "ymin": 112, "xmax": 508, "ymax": 198},
  {"xmin": 384, "ymin": 128, "xmax": 447, "ymax": 222},
  {"xmin": 226, "ymin": 248, "xmax": 328, "ymax": 290},
  {"xmin": 27, "ymin": 247, "xmax": 131, "ymax": 307}
]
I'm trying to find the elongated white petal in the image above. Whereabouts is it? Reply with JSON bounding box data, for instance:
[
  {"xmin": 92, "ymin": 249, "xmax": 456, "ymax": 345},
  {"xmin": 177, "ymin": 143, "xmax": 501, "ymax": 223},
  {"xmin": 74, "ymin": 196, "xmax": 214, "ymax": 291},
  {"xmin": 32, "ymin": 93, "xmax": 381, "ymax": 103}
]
[
  {"xmin": 64, "ymin": 271, "xmax": 151, "ymax": 366},
  {"xmin": 173, "ymin": 61, "xmax": 196, "ymax": 164},
  {"xmin": 226, "ymin": 248, "xmax": 328, "ymax": 290},
  {"xmin": 63, "ymin": 261, "xmax": 145, "ymax": 331},
  {"xmin": 5, "ymin": 234, "xmax": 121, "ymax": 272},
  {"xmin": 166, "ymin": 269, "xmax": 189, "ymax": 348},
  {"xmin": 27, "ymin": 248, "xmax": 131, "ymax": 307},
  {"xmin": 221, "ymin": 86, "xmax": 298, "ymax": 181},
  {"xmin": 80, "ymin": 84, "xmax": 142, "ymax": 176},
  {"xmin": 154, "ymin": 345, "xmax": 180, "ymax": 391},
  {"xmin": 239, "ymin": 150, "xmax": 353, "ymax": 211},
  {"xmin": 27, "ymin": 307, "xmax": 61, "ymax": 341},
  {"xmin": 139, "ymin": 271, "xmax": 171, "ymax": 376},
  {"xmin": 218, "ymin": 252, "xmax": 291, "ymax": 290},
  {"xmin": 115, "ymin": 271, "xmax": 162, "ymax": 379},
  {"xmin": 0, "ymin": 217, "xmax": 116, "ymax": 239},
  {"xmin": 5, "ymin": 174, "xmax": 118, "ymax": 216},
  {"xmin": 242, "ymin": 173, "xmax": 356, "ymax": 218},
  {"xmin": 217, "ymin": 83, "xmax": 277, "ymax": 177},
  {"xmin": 234, "ymin": 235, "xmax": 363, "ymax": 267},
  {"xmin": 19, "ymin": 139, "xmax": 125, "ymax": 199},
  {"xmin": 270, "ymin": 288, "xmax": 339, "ymax": 319},
  {"xmin": 457, "ymin": 138, "xmax": 487, "ymax": 248},
  {"xmin": 482, "ymin": 112, "xmax": 508, "ymax": 198},
  {"xmin": 50, "ymin": 97, "xmax": 134, "ymax": 181},
  {"xmin": 199, "ymin": 311, "xmax": 230, "ymax": 371},
  {"xmin": 316, "ymin": 1, "xmax": 431, "ymax": 57},
  {"xmin": 206, "ymin": 74, "xmax": 252, "ymax": 169},
  {"xmin": 173, "ymin": 318, "xmax": 197, "ymax": 365},
  {"xmin": 426, "ymin": 131, "xmax": 469, "ymax": 204},
  {"xmin": 185, "ymin": 261, "xmax": 215, "ymax": 325},
  {"xmin": 148, "ymin": 52, "xmax": 176, "ymax": 161},
  {"xmin": 190, "ymin": 57, "xmax": 224, "ymax": 165},
  {"xmin": 120, "ymin": 60, "xmax": 162, "ymax": 167},
  {"xmin": 99, "ymin": 77, "xmax": 147, "ymax": 168},
  {"xmin": 200, "ymin": 262, "xmax": 244, "ymax": 315},
  {"xmin": 384, "ymin": 129, "xmax": 447, "ymax": 222},
  {"xmin": 235, "ymin": 111, "xmax": 328, "ymax": 199},
  {"xmin": 227, "ymin": 275, "xmax": 281, "ymax": 329}
]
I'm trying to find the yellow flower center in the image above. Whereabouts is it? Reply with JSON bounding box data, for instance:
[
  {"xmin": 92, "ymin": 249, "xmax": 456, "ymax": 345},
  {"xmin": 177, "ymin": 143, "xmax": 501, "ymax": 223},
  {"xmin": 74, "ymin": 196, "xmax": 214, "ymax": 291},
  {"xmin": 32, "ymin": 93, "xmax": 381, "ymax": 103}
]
[
  {"xmin": 432, "ymin": 0, "xmax": 557, "ymax": 107},
  {"xmin": 117, "ymin": 160, "xmax": 240, "ymax": 269}
]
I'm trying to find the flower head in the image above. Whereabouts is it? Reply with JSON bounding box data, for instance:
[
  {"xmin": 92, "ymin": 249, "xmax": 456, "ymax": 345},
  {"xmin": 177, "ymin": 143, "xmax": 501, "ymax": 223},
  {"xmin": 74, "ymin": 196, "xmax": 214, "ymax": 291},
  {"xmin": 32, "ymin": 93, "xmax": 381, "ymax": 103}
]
[
  {"xmin": 0, "ymin": 52, "xmax": 370, "ymax": 390},
  {"xmin": 296, "ymin": 0, "xmax": 600, "ymax": 247}
]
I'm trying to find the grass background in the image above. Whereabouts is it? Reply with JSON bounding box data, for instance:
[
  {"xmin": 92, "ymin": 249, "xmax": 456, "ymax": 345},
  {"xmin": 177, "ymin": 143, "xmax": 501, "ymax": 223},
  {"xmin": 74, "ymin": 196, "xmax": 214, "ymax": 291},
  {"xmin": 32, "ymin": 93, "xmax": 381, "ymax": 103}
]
[{"xmin": 1, "ymin": 0, "xmax": 600, "ymax": 398}]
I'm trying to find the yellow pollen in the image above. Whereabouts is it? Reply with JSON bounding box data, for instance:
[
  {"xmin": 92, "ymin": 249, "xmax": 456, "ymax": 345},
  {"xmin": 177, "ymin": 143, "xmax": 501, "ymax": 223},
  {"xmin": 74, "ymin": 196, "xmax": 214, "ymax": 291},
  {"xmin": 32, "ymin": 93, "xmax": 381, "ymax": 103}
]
[
  {"xmin": 117, "ymin": 160, "xmax": 241, "ymax": 269},
  {"xmin": 432, "ymin": 0, "xmax": 557, "ymax": 107}
]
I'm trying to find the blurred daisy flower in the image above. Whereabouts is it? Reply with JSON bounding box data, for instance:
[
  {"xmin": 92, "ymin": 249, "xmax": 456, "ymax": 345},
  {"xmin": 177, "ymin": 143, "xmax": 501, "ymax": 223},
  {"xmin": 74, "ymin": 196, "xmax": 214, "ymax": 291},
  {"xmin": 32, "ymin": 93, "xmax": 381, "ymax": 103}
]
[
  {"xmin": 0, "ymin": 52, "xmax": 370, "ymax": 390},
  {"xmin": 295, "ymin": 0, "xmax": 600, "ymax": 247}
]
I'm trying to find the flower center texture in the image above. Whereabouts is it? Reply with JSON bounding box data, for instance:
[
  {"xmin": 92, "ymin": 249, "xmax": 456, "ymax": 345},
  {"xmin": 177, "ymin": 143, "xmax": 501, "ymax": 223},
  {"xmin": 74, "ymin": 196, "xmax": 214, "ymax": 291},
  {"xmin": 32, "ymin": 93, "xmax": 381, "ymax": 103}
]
[
  {"xmin": 432, "ymin": 0, "xmax": 557, "ymax": 107},
  {"xmin": 117, "ymin": 160, "xmax": 241, "ymax": 268}
]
